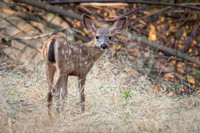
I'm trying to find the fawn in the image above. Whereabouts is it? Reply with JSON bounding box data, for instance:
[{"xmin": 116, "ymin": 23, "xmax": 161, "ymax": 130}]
[{"xmin": 42, "ymin": 14, "xmax": 126, "ymax": 112}]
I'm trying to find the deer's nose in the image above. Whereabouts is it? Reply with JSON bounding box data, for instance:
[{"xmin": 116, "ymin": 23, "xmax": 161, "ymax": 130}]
[{"xmin": 100, "ymin": 44, "xmax": 107, "ymax": 49}]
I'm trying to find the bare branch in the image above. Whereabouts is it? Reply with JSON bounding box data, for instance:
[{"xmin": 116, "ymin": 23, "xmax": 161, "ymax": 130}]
[
  {"xmin": 48, "ymin": 0, "xmax": 200, "ymax": 10},
  {"xmin": 183, "ymin": 22, "xmax": 200, "ymax": 53}
]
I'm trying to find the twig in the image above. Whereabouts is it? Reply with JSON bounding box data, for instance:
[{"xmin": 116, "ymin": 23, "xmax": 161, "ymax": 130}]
[
  {"xmin": 16, "ymin": 12, "xmax": 61, "ymax": 29},
  {"xmin": 174, "ymin": 74, "xmax": 196, "ymax": 93},
  {"xmin": 127, "ymin": 6, "xmax": 172, "ymax": 27},
  {"xmin": 25, "ymin": 21, "xmax": 43, "ymax": 33},
  {"xmin": 115, "ymin": 5, "xmax": 148, "ymax": 20},
  {"xmin": 10, "ymin": 37, "xmax": 42, "ymax": 53},
  {"xmin": 78, "ymin": 5, "xmax": 93, "ymax": 15},
  {"xmin": 184, "ymin": 22, "xmax": 200, "ymax": 53},
  {"xmin": 1, "ymin": 17, "xmax": 27, "ymax": 35}
]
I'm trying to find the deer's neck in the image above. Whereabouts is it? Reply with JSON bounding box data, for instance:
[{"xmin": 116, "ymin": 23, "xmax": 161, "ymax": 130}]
[{"xmin": 84, "ymin": 39, "xmax": 105, "ymax": 61}]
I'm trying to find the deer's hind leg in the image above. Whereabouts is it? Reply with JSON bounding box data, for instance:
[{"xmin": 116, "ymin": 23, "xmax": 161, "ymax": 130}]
[
  {"xmin": 46, "ymin": 62, "xmax": 56, "ymax": 111},
  {"xmin": 53, "ymin": 71, "xmax": 67, "ymax": 113}
]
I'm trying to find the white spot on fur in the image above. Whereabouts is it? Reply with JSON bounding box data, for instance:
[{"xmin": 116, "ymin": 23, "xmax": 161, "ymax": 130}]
[
  {"xmin": 54, "ymin": 41, "xmax": 59, "ymax": 60},
  {"xmin": 64, "ymin": 41, "xmax": 67, "ymax": 45},
  {"xmin": 75, "ymin": 46, "xmax": 79, "ymax": 51},
  {"xmin": 70, "ymin": 45, "xmax": 78, "ymax": 52},
  {"xmin": 68, "ymin": 49, "xmax": 71, "ymax": 55},
  {"xmin": 62, "ymin": 49, "xmax": 65, "ymax": 54},
  {"xmin": 73, "ymin": 55, "xmax": 77, "ymax": 59},
  {"xmin": 87, "ymin": 63, "xmax": 91, "ymax": 67},
  {"xmin": 84, "ymin": 61, "xmax": 87, "ymax": 65},
  {"xmin": 81, "ymin": 58, "xmax": 85, "ymax": 61},
  {"xmin": 46, "ymin": 40, "xmax": 51, "ymax": 51}
]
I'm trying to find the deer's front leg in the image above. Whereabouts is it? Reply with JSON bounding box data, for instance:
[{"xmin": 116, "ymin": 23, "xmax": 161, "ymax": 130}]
[
  {"xmin": 61, "ymin": 76, "xmax": 68, "ymax": 111},
  {"xmin": 78, "ymin": 76, "xmax": 86, "ymax": 112}
]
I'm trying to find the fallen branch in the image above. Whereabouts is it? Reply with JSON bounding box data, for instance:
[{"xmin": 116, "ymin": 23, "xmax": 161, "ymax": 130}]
[
  {"xmin": 13, "ymin": 0, "xmax": 82, "ymax": 21},
  {"xmin": 0, "ymin": 27, "xmax": 41, "ymax": 52},
  {"xmin": 1, "ymin": 36, "xmax": 42, "ymax": 53},
  {"xmin": 128, "ymin": 33, "xmax": 200, "ymax": 65}
]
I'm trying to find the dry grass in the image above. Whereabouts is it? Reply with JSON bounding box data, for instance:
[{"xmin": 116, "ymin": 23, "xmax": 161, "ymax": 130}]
[{"xmin": 0, "ymin": 52, "xmax": 200, "ymax": 133}]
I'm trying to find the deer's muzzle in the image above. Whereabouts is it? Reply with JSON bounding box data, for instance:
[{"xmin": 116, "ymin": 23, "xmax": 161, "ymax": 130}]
[{"xmin": 100, "ymin": 43, "xmax": 107, "ymax": 49}]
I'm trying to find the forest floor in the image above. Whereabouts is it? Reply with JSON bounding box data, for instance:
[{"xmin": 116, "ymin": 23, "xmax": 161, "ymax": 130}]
[{"xmin": 0, "ymin": 52, "xmax": 200, "ymax": 133}]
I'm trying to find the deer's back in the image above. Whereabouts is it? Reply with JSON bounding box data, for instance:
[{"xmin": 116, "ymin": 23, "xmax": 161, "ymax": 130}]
[{"xmin": 43, "ymin": 35, "xmax": 94, "ymax": 76}]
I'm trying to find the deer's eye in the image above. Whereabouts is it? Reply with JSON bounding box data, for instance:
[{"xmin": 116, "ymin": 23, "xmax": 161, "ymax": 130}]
[
  {"xmin": 96, "ymin": 36, "xmax": 99, "ymax": 40},
  {"xmin": 108, "ymin": 36, "xmax": 112, "ymax": 40}
]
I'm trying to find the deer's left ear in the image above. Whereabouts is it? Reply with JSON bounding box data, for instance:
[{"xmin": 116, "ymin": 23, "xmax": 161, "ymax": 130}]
[{"xmin": 110, "ymin": 17, "xmax": 127, "ymax": 34}]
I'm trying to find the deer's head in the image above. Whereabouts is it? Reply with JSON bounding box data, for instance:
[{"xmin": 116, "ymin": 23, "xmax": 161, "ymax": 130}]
[{"xmin": 83, "ymin": 14, "xmax": 127, "ymax": 50}]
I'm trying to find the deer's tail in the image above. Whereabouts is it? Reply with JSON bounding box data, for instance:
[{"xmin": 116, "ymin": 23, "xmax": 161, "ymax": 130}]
[{"xmin": 47, "ymin": 38, "xmax": 56, "ymax": 63}]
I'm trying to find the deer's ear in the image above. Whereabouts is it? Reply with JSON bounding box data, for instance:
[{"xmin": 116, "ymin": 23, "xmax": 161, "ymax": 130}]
[
  {"xmin": 110, "ymin": 17, "xmax": 127, "ymax": 34},
  {"xmin": 82, "ymin": 14, "xmax": 96, "ymax": 33}
]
